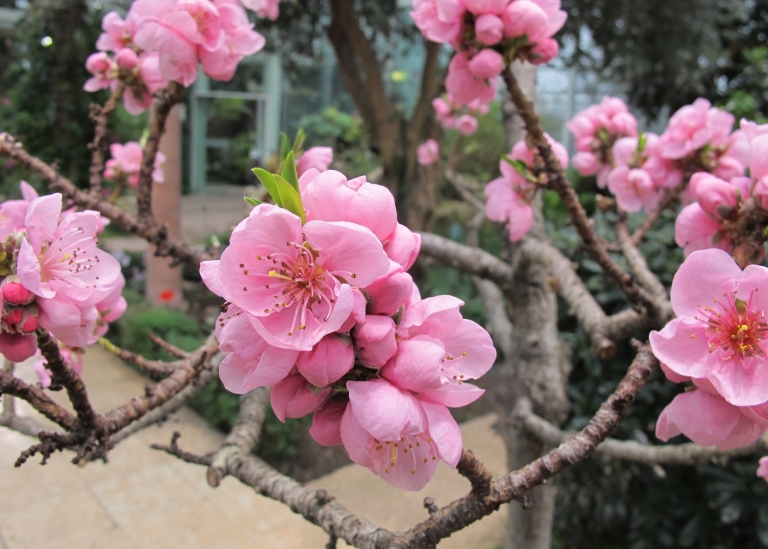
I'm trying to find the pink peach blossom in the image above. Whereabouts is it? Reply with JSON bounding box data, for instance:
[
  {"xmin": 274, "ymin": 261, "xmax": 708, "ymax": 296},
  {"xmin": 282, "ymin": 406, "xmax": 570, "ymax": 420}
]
[
  {"xmin": 203, "ymin": 204, "xmax": 389, "ymax": 351},
  {"xmin": 340, "ymin": 379, "xmax": 462, "ymax": 490},
  {"xmin": 656, "ymin": 388, "xmax": 765, "ymax": 450},
  {"xmin": 417, "ymin": 139, "xmax": 440, "ymax": 165},
  {"xmin": 650, "ymin": 249, "xmax": 768, "ymax": 406},
  {"xmin": 410, "ymin": 0, "xmax": 465, "ymax": 44},
  {"xmin": 445, "ymin": 52, "xmax": 497, "ymax": 107},
  {"xmin": 301, "ymin": 170, "xmax": 398, "ymax": 242}
]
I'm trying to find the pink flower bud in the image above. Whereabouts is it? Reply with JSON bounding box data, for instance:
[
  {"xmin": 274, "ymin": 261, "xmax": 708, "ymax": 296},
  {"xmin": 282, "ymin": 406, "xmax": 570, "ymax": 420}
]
[
  {"xmin": 4, "ymin": 308, "xmax": 22, "ymax": 326},
  {"xmin": 530, "ymin": 38, "xmax": 559, "ymax": 64},
  {"xmin": 468, "ymin": 49, "xmax": 504, "ymax": 80},
  {"xmin": 417, "ymin": 139, "xmax": 440, "ymax": 166},
  {"xmin": 309, "ymin": 399, "xmax": 347, "ymax": 447},
  {"xmin": 609, "ymin": 112, "xmax": 638, "ymax": 136},
  {"xmin": 270, "ymin": 374, "xmax": 331, "ymax": 422},
  {"xmin": 353, "ymin": 315, "xmax": 398, "ymax": 368},
  {"xmin": 502, "ymin": 0, "xmax": 548, "ymax": 43},
  {"xmin": 456, "ymin": 114, "xmax": 479, "ymax": 136},
  {"xmin": 432, "ymin": 97, "xmax": 452, "ymax": 119},
  {"xmin": 85, "ymin": 52, "xmax": 113, "ymax": 74},
  {"xmin": 475, "ymin": 14, "xmax": 504, "ymax": 45},
  {"xmin": 3, "ymin": 282, "xmax": 32, "ymax": 305},
  {"xmin": 690, "ymin": 173, "xmax": 738, "ymax": 218},
  {"xmin": 19, "ymin": 314, "xmax": 38, "ymax": 333},
  {"xmin": 572, "ymin": 152, "xmax": 600, "ymax": 176},
  {"xmin": 115, "ymin": 48, "xmax": 139, "ymax": 70},
  {"xmin": 295, "ymin": 335, "xmax": 354, "ymax": 387}
]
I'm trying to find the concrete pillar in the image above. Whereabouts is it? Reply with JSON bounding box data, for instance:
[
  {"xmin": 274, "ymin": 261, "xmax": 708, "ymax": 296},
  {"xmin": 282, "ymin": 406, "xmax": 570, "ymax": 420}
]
[{"xmin": 145, "ymin": 105, "xmax": 184, "ymax": 309}]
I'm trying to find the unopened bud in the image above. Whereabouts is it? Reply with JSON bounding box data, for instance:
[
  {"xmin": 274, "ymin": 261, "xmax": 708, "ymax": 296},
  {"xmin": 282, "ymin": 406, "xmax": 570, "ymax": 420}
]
[
  {"xmin": 115, "ymin": 48, "xmax": 139, "ymax": 70},
  {"xmin": 19, "ymin": 314, "xmax": 38, "ymax": 333},
  {"xmin": 4, "ymin": 308, "xmax": 22, "ymax": 326},
  {"xmin": 3, "ymin": 282, "xmax": 32, "ymax": 305}
]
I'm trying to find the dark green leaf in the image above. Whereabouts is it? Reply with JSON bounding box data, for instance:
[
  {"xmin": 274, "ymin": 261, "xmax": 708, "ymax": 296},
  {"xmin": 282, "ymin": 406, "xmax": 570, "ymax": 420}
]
[{"xmin": 244, "ymin": 196, "xmax": 263, "ymax": 207}]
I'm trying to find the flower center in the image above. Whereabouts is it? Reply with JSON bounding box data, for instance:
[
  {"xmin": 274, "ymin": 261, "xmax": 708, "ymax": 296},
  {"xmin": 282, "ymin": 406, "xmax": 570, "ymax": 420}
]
[
  {"xmin": 697, "ymin": 289, "xmax": 768, "ymax": 362},
  {"xmin": 253, "ymin": 241, "xmax": 337, "ymax": 335}
]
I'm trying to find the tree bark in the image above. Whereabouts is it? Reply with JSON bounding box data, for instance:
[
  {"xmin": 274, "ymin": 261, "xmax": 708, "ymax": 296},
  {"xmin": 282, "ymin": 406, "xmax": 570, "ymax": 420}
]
[
  {"xmin": 493, "ymin": 62, "xmax": 571, "ymax": 549},
  {"xmin": 326, "ymin": 1, "xmax": 442, "ymax": 229}
]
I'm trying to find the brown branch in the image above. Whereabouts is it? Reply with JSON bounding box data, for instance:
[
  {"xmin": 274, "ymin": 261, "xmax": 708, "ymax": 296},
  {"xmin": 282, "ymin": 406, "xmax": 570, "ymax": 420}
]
[
  {"xmin": 0, "ymin": 134, "xmax": 211, "ymax": 267},
  {"xmin": 106, "ymin": 360, "xmax": 219, "ymax": 448},
  {"xmin": 519, "ymin": 400, "xmax": 768, "ymax": 466},
  {"xmin": 400, "ymin": 345, "xmax": 658, "ymax": 546},
  {"xmin": 0, "ymin": 368, "xmax": 76, "ymax": 431},
  {"xmin": 148, "ymin": 332, "xmax": 191, "ymax": 359},
  {"xmin": 419, "ymin": 232, "xmax": 514, "ymax": 289},
  {"xmin": 520, "ymin": 238, "xmax": 626, "ymax": 358},
  {"xmin": 36, "ymin": 328, "xmax": 101, "ymax": 429},
  {"xmin": 207, "ymin": 387, "xmax": 270, "ymax": 487},
  {"xmin": 102, "ymin": 334, "xmax": 219, "ymax": 433},
  {"xmin": 617, "ymin": 222, "xmax": 673, "ymax": 316},
  {"xmin": 136, "ymin": 82, "xmax": 185, "ymax": 221},
  {"xmin": 154, "ymin": 434, "xmax": 397, "ymax": 549},
  {"xmin": 473, "ymin": 277, "xmax": 513, "ymax": 358},
  {"xmin": 88, "ymin": 83, "xmax": 125, "ymax": 197},
  {"xmin": 501, "ymin": 66, "xmax": 657, "ymax": 316},
  {"xmin": 404, "ymin": 38, "xmax": 443, "ymax": 183}
]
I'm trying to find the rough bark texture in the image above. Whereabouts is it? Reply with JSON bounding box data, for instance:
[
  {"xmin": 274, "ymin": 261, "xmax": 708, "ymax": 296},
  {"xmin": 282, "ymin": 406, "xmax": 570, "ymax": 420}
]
[{"xmin": 494, "ymin": 62, "xmax": 570, "ymax": 549}]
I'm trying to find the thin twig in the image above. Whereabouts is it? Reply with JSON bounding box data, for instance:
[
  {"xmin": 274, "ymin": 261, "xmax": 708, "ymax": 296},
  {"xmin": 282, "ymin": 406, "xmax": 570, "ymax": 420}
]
[
  {"xmin": 519, "ymin": 399, "xmax": 767, "ymax": 466},
  {"xmin": 501, "ymin": 66, "xmax": 657, "ymax": 316},
  {"xmin": 136, "ymin": 82, "xmax": 185, "ymax": 221},
  {"xmin": 36, "ymin": 328, "xmax": 101, "ymax": 429},
  {"xmin": 0, "ymin": 134, "xmax": 211, "ymax": 267},
  {"xmin": 88, "ymin": 83, "xmax": 125, "ymax": 197}
]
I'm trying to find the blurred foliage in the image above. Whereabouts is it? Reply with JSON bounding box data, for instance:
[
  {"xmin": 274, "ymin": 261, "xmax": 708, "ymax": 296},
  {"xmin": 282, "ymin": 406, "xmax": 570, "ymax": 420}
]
[
  {"xmin": 560, "ymin": 0, "xmax": 768, "ymax": 120},
  {"xmin": 301, "ymin": 106, "xmax": 365, "ymax": 150},
  {"xmin": 0, "ymin": 0, "xmax": 103, "ymax": 190},
  {"xmin": 446, "ymin": 103, "xmax": 510, "ymax": 183}
]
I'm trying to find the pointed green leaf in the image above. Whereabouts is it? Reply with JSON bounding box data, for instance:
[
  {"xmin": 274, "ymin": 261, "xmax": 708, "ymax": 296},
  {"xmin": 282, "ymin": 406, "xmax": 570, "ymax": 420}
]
[
  {"xmin": 273, "ymin": 174, "xmax": 306, "ymax": 224},
  {"xmin": 292, "ymin": 127, "xmax": 306, "ymax": 153},
  {"xmin": 251, "ymin": 168, "xmax": 282, "ymax": 207},
  {"xmin": 281, "ymin": 151, "xmax": 300, "ymax": 193},
  {"xmin": 244, "ymin": 196, "xmax": 263, "ymax": 207},
  {"xmin": 502, "ymin": 156, "xmax": 531, "ymax": 179},
  {"xmin": 280, "ymin": 132, "xmax": 292, "ymax": 161}
]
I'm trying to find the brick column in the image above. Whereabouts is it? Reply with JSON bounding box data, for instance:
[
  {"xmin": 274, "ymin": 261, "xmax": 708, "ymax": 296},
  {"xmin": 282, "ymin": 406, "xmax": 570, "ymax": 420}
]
[{"xmin": 145, "ymin": 105, "xmax": 184, "ymax": 309}]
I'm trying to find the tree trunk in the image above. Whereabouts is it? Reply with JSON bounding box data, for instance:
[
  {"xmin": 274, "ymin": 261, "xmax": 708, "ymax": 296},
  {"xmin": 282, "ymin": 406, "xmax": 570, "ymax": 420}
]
[
  {"xmin": 493, "ymin": 62, "xmax": 571, "ymax": 549},
  {"xmin": 326, "ymin": 0, "xmax": 442, "ymax": 230}
]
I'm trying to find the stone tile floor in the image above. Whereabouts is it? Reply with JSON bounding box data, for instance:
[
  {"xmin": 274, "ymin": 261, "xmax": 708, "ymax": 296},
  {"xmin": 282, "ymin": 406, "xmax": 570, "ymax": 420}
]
[{"xmin": 0, "ymin": 346, "xmax": 507, "ymax": 548}]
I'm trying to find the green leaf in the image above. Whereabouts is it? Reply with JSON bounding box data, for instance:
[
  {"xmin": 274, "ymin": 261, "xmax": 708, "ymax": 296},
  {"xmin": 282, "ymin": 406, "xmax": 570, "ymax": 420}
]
[
  {"xmin": 273, "ymin": 174, "xmax": 306, "ymax": 224},
  {"xmin": 244, "ymin": 196, "xmax": 263, "ymax": 207},
  {"xmin": 502, "ymin": 156, "xmax": 530, "ymax": 179},
  {"xmin": 251, "ymin": 168, "xmax": 282, "ymax": 207},
  {"xmin": 281, "ymin": 151, "xmax": 300, "ymax": 193},
  {"xmin": 280, "ymin": 132, "xmax": 291, "ymax": 161},
  {"xmin": 292, "ymin": 127, "xmax": 306, "ymax": 153}
]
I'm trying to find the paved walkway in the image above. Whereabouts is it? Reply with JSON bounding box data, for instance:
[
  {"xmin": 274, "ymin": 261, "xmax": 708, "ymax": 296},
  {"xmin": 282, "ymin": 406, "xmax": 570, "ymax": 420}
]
[{"xmin": 0, "ymin": 347, "xmax": 507, "ymax": 548}]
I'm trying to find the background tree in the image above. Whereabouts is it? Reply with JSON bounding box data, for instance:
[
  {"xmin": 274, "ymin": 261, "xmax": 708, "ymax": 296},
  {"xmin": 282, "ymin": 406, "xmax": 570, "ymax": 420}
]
[{"xmin": 560, "ymin": 0, "xmax": 768, "ymax": 119}]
